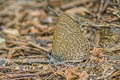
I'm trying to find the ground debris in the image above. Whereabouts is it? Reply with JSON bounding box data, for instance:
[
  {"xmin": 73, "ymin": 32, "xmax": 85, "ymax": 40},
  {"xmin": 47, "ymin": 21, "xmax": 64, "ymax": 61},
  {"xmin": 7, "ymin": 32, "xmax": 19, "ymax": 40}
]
[{"xmin": 0, "ymin": 0, "xmax": 120, "ymax": 80}]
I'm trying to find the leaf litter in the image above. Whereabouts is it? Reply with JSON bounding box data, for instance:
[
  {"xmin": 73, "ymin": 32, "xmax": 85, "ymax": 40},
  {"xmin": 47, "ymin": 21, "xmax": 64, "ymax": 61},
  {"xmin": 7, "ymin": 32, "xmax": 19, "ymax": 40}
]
[{"xmin": 0, "ymin": 0, "xmax": 120, "ymax": 80}]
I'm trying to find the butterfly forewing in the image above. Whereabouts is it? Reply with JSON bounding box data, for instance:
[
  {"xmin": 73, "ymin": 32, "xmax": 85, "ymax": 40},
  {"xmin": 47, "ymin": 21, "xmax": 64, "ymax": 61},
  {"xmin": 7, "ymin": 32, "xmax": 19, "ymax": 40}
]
[{"xmin": 52, "ymin": 14, "xmax": 89, "ymax": 62}]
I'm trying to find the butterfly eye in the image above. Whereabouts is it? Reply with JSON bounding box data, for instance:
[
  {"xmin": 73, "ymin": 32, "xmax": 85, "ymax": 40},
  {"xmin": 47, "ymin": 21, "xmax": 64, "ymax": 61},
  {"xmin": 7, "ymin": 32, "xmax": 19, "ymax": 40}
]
[{"xmin": 48, "ymin": 51, "xmax": 52, "ymax": 56}]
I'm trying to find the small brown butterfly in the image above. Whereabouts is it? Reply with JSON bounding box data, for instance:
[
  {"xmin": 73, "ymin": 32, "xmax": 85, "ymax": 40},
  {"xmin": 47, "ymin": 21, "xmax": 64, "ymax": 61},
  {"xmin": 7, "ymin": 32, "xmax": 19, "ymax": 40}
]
[{"xmin": 51, "ymin": 14, "xmax": 90, "ymax": 63}]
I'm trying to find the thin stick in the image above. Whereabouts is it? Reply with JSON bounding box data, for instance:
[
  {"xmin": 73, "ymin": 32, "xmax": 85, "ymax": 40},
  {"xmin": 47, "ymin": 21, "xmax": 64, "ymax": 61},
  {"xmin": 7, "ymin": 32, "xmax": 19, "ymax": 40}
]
[{"xmin": 48, "ymin": 6, "xmax": 60, "ymax": 17}]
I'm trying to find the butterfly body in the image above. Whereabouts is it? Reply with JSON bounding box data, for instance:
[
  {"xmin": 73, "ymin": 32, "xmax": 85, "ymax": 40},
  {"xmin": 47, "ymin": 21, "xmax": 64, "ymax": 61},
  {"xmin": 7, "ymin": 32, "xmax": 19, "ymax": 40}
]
[{"xmin": 52, "ymin": 14, "xmax": 90, "ymax": 62}]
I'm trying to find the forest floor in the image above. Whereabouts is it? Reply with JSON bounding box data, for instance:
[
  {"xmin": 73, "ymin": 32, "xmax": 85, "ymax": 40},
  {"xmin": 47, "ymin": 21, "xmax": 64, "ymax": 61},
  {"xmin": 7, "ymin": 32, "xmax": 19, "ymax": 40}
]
[{"xmin": 0, "ymin": 0, "xmax": 120, "ymax": 80}]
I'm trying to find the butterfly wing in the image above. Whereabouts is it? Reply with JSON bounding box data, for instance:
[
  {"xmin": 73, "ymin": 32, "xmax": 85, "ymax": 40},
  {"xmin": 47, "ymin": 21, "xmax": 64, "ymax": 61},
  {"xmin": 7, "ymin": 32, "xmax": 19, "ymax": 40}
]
[{"xmin": 52, "ymin": 14, "xmax": 89, "ymax": 62}]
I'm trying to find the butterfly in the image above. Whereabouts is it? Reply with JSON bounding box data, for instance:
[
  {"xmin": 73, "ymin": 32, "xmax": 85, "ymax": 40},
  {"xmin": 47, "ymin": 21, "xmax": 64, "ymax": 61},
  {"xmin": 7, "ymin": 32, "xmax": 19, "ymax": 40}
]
[{"xmin": 51, "ymin": 14, "xmax": 90, "ymax": 63}]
